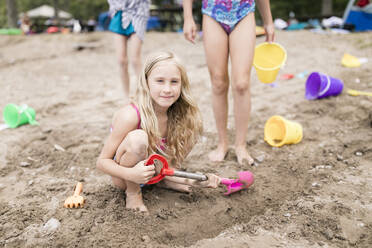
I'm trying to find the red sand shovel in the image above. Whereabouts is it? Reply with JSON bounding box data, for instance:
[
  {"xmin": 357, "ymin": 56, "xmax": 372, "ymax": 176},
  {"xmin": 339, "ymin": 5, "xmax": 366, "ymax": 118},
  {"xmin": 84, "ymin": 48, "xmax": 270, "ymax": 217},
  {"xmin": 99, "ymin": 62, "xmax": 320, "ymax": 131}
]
[
  {"xmin": 145, "ymin": 154, "xmax": 254, "ymax": 195},
  {"xmin": 145, "ymin": 154, "xmax": 208, "ymax": 184}
]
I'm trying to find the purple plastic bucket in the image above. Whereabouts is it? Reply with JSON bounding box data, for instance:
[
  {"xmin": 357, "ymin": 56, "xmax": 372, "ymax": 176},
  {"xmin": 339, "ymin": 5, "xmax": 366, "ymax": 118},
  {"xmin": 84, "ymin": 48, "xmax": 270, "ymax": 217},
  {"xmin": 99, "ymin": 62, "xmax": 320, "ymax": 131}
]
[{"xmin": 305, "ymin": 72, "xmax": 344, "ymax": 100}]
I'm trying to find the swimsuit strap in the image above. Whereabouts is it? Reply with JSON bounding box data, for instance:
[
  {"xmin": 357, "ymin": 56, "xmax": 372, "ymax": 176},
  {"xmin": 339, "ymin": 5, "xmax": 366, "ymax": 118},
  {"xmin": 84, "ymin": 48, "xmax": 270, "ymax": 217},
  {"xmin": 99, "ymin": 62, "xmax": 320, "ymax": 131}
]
[{"xmin": 130, "ymin": 103, "xmax": 141, "ymax": 129}]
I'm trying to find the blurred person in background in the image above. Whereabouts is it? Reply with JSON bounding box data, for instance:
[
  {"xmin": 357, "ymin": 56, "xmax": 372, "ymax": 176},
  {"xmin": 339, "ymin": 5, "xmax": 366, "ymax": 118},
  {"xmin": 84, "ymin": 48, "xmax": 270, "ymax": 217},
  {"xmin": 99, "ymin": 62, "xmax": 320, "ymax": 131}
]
[{"xmin": 108, "ymin": 0, "xmax": 150, "ymax": 102}]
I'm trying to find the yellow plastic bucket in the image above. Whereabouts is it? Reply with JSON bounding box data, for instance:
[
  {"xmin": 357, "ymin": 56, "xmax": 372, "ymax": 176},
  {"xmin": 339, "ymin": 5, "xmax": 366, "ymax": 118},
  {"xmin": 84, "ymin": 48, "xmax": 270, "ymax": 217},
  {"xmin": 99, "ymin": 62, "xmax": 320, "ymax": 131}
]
[
  {"xmin": 341, "ymin": 53, "xmax": 361, "ymax": 68},
  {"xmin": 264, "ymin": 115, "xmax": 302, "ymax": 147},
  {"xmin": 253, "ymin": 42, "xmax": 287, "ymax": 84}
]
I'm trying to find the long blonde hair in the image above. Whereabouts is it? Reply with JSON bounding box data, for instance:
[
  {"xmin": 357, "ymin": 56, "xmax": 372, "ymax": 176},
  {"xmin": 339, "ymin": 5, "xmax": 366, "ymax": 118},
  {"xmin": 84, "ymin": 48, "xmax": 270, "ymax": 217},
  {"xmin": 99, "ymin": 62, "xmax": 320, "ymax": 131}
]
[{"xmin": 135, "ymin": 51, "xmax": 203, "ymax": 167}]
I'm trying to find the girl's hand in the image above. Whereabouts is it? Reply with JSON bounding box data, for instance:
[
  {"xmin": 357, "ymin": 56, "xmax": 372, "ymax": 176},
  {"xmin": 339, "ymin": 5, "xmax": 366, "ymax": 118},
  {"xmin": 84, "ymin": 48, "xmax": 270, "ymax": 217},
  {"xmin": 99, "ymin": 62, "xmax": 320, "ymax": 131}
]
[
  {"xmin": 197, "ymin": 174, "xmax": 221, "ymax": 188},
  {"xmin": 128, "ymin": 160, "xmax": 155, "ymax": 184},
  {"xmin": 264, "ymin": 23, "xmax": 275, "ymax": 43},
  {"xmin": 183, "ymin": 18, "xmax": 197, "ymax": 44}
]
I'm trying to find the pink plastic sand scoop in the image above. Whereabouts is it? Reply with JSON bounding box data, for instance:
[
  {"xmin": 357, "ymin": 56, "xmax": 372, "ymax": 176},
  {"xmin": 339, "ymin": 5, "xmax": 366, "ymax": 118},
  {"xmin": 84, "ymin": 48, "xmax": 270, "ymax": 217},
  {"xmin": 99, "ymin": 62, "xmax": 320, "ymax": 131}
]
[
  {"xmin": 220, "ymin": 171, "xmax": 254, "ymax": 195},
  {"xmin": 145, "ymin": 154, "xmax": 254, "ymax": 195}
]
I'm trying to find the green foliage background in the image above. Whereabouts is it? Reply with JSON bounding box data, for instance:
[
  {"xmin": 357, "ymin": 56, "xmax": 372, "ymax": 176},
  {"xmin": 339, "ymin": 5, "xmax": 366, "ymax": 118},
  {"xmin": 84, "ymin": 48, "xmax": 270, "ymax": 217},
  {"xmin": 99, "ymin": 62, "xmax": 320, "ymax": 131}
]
[
  {"xmin": 270, "ymin": 0, "xmax": 349, "ymax": 20},
  {"xmin": 0, "ymin": 0, "xmax": 350, "ymax": 28}
]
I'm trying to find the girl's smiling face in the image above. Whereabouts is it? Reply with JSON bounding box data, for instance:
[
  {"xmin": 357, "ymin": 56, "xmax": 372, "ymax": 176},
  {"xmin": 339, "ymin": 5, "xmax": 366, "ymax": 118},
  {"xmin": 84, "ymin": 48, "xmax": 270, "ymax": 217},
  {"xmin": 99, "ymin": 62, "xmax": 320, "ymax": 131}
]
[{"xmin": 147, "ymin": 60, "xmax": 182, "ymax": 110}]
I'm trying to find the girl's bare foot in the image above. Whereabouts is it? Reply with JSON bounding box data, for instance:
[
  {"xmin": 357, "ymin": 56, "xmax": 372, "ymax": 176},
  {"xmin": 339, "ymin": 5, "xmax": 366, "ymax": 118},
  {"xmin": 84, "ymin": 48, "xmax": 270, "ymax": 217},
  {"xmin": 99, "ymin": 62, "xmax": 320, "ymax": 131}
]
[
  {"xmin": 125, "ymin": 191, "xmax": 148, "ymax": 212},
  {"xmin": 157, "ymin": 180, "xmax": 191, "ymax": 193},
  {"xmin": 208, "ymin": 144, "xmax": 228, "ymax": 162},
  {"xmin": 235, "ymin": 146, "xmax": 254, "ymax": 165}
]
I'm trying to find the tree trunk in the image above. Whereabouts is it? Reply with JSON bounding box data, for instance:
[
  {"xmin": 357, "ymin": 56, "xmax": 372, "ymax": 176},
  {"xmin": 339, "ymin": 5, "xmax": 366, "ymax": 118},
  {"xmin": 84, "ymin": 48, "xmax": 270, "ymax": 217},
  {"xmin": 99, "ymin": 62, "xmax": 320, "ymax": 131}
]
[
  {"xmin": 64, "ymin": 0, "xmax": 70, "ymax": 10},
  {"xmin": 322, "ymin": 0, "xmax": 333, "ymax": 16},
  {"xmin": 53, "ymin": 0, "xmax": 60, "ymax": 24},
  {"xmin": 6, "ymin": 0, "xmax": 18, "ymax": 28}
]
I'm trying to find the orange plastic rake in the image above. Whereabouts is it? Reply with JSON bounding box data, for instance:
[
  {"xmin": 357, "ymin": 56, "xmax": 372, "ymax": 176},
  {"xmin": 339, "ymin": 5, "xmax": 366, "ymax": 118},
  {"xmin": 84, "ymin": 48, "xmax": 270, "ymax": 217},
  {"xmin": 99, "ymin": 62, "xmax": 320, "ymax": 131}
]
[{"xmin": 64, "ymin": 182, "xmax": 85, "ymax": 208}]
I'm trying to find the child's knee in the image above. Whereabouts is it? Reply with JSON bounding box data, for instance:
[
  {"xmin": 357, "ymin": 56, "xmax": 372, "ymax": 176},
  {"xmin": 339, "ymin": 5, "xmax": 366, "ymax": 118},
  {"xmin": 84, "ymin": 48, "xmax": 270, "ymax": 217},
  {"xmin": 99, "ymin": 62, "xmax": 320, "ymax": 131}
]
[
  {"xmin": 131, "ymin": 57, "xmax": 141, "ymax": 69},
  {"xmin": 126, "ymin": 130, "xmax": 148, "ymax": 159},
  {"xmin": 211, "ymin": 73, "xmax": 229, "ymax": 94},
  {"xmin": 119, "ymin": 57, "xmax": 129, "ymax": 68},
  {"xmin": 233, "ymin": 79, "xmax": 250, "ymax": 94},
  {"xmin": 212, "ymin": 83, "xmax": 229, "ymax": 95}
]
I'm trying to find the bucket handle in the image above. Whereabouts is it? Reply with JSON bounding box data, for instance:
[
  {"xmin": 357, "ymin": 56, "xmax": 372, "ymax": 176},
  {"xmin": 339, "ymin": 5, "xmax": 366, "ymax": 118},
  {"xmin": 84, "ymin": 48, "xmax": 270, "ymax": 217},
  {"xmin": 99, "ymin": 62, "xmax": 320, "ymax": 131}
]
[
  {"xmin": 318, "ymin": 76, "xmax": 331, "ymax": 97},
  {"xmin": 19, "ymin": 104, "xmax": 39, "ymax": 126}
]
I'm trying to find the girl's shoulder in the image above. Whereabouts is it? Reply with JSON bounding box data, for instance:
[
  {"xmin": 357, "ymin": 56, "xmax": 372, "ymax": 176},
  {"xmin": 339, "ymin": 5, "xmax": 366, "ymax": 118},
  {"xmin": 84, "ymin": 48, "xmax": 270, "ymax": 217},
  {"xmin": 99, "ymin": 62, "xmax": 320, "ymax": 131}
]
[{"xmin": 112, "ymin": 104, "xmax": 140, "ymax": 130}]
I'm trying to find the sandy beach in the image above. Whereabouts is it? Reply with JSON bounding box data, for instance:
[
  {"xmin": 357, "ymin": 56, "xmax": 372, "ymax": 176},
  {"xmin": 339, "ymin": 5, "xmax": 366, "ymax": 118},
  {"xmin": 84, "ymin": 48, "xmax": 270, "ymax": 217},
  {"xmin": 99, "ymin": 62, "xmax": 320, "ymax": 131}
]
[{"xmin": 0, "ymin": 30, "xmax": 371, "ymax": 247}]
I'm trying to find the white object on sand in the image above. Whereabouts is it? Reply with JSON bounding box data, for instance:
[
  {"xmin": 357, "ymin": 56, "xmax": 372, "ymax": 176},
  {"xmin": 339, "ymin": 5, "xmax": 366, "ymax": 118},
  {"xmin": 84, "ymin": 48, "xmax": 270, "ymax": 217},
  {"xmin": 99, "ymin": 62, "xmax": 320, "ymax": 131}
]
[{"xmin": 0, "ymin": 124, "xmax": 9, "ymax": 131}]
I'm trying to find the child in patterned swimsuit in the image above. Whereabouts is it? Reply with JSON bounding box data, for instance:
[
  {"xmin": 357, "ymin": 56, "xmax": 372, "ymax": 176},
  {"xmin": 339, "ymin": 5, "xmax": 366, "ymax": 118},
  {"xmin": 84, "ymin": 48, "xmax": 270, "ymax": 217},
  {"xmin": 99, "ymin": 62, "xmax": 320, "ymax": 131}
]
[
  {"xmin": 183, "ymin": 0, "xmax": 275, "ymax": 165},
  {"xmin": 97, "ymin": 51, "xmax": 220, "ymax": 212},
  {"xmin": 108, "ymin": 0, "xmax": 150, "ymax": 101}
]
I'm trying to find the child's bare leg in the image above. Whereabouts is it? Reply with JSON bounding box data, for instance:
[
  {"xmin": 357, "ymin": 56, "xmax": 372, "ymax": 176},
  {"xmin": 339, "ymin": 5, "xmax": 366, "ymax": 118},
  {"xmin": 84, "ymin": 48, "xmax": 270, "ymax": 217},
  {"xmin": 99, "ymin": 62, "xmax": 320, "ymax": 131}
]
[
  {"xmin": 159, "ymin": 174, "xmax": 220, "ymax": 191},
  {"xmin": 157, "ymin": 176, "xmax": 192, "ymax": 193},
  {"xmin": 114, "ymin": 34, "xmax": 130, "ymax": 102},
  {"xmin": 112, "ymin": 176, "xmax": 127, "ymax": 190},
  {"xmin": 229, "ymin": 13, "xmax": 256, "ymax": 165},
  {"xmin": 128, "ymin": 34, "xmax": 142, "ymax": 84},
  {"xmin": 114, "ymin": 130, "xmax": 149, "ymax": 211},
  {"xmin": 202, "ymin": 15, "xmax": 230, "ymax": 162}
]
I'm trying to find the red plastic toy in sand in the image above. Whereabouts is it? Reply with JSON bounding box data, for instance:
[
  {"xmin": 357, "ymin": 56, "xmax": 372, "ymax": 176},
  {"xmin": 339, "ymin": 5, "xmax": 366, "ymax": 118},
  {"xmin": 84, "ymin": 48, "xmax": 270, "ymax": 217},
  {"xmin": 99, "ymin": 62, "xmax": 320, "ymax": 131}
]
[
  {"xmin": 145, "ymin": 154, "xmax": 207, "ymax": 184},
  {"xmin": 145, "ymin": 154, "xmax": 255, "ymax": 195}
]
